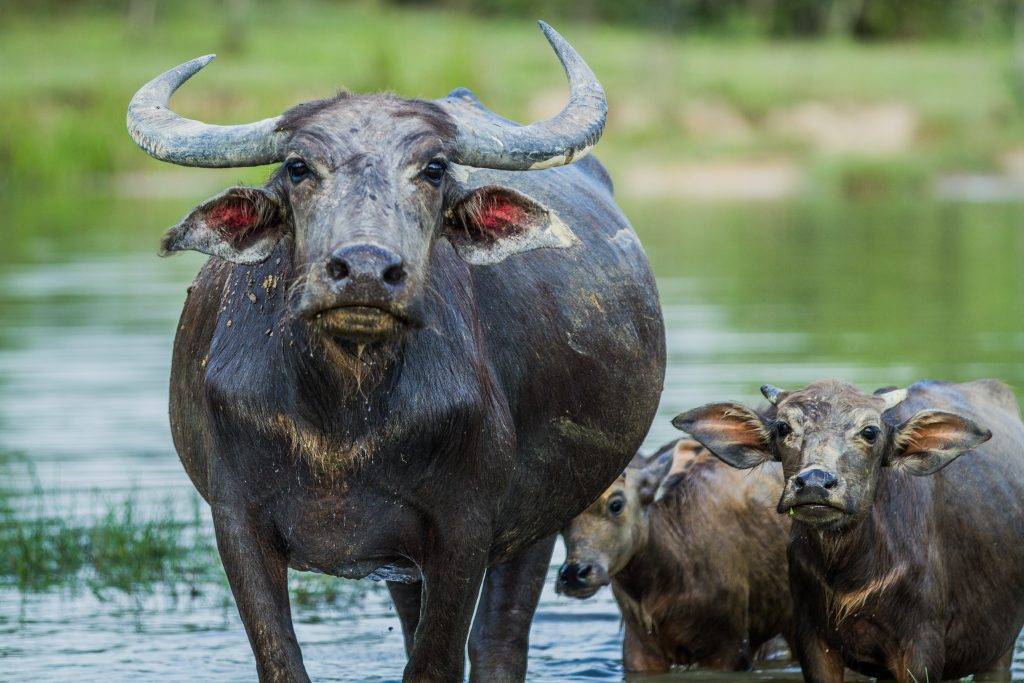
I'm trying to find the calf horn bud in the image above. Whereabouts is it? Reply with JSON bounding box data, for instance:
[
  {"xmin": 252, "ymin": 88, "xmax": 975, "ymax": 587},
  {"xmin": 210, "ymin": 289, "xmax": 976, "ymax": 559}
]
[
  {"xmin": 761, "ymin": 384, "xmax": 786, "ymax": 405},
  {"xmin": 878, "ymin": 388, "xmax": 908, "ymax": 412}
]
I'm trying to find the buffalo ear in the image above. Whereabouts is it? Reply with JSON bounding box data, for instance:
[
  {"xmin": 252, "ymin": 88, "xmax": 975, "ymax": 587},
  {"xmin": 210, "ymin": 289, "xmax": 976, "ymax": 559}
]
[
  {"xmin": 650, "ymin": 439, "xmax": 705, "ymax": 504},
  {"xmin": 889, "ymin": 410, "xmax": 991, "ymax": 476},
  {"xmin": 671, "ymin": 402, "xmax": 771, "ymax": 470},
  {"xmin": 634, "ymin": 452, "xmax": 673, "ymax": 507},
  {"xmin": 444, "ymin": 186, "xmax": 578, "ymax": 265},
  {"xmin": 161, "ymin": 186, "xmax": 285, "ymax": 265}
]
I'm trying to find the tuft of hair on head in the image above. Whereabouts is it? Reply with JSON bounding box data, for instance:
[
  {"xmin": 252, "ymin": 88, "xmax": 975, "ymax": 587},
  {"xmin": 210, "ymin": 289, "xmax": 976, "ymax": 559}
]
[{"xmin": 275, "ymin": 91, "xmax": 353, "ymax": 133}]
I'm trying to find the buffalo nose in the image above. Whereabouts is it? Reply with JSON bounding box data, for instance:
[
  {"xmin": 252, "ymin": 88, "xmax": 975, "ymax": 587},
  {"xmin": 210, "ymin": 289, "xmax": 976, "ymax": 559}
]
[
  {"xmin": 326, "ymin": 244, "xmax": 406, "ymax": 287},
  {"xmin": 558, "ymin": 562, "xmax": 593, "ymax": 589},
  {"xmin": 794, "ymin": 468, "xmax": 839, "ymax": 490}
]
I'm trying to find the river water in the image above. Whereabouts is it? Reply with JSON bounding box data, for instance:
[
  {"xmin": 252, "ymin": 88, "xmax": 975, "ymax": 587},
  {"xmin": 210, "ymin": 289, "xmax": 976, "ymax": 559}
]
[{"xmin": 1, "ymin": 194, "xmax": 1021, "ymax": 680}]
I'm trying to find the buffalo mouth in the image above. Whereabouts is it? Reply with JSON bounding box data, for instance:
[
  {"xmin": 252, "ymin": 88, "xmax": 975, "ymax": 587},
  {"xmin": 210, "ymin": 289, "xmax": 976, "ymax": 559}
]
[
  {"xmin": 780, "ymin": 499, "xmax": 849, "ymax": 525},
  {"xmin": 555, "ymin": 581, "xmax": 605, "ymax": 600},
  {"xmin": 314, "ymin": 305, "xmax": 411, "ymax": 343}
]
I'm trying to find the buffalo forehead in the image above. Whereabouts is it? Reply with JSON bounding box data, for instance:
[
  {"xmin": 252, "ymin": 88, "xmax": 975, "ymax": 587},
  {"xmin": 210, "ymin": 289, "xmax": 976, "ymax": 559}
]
[
  {"xmin": 278, "ymin": 94, "xmax": 456, "ymax": 157},
  {"xmin": 780, "ymin": 380, "xmax": 883, "ymax": 429}
]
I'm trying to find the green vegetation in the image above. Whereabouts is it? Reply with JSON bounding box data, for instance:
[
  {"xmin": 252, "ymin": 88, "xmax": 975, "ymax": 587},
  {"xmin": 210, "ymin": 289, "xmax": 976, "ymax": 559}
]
[
  {"xmin": 0, "ymin": 455, "xmax": 377, "ymax": 607},
  {"xmin": 1, "ymin": 1, "xmax": 1023, "ymax": 204},
  {"xmin": 417, "ymin": 0, "xmax": 1018, "ymax": 39},
  {"xmin": 0, "ymin": 463, "xmax": 212, "ymax": 593}
]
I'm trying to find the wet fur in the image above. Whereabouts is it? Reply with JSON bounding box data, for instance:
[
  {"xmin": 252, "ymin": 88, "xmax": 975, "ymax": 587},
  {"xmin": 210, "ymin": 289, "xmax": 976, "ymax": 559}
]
[
  {"xmin": 168, "ymin": 95, "xmax": 665, "ymax": 682},
  {"xmin": 612, "ymin": 443, "xmax": 792, "ymax": 672},
  {"xmin": 786, "ymin": 380, "xmax": 1024, "ymax": 681}
]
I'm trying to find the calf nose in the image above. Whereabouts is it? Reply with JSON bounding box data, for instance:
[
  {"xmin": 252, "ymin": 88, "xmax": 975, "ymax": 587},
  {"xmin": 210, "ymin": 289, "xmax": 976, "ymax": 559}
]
[
  {"xmin": 558, "ymin": 562, "xmax": 593, "ymax": 589},
  {"xmin": 326, "ymin": 244, "xmax": 406, "ymax": 287},
  {"xmin": 794, "ymin": 468, "xmax": 838, "ymax": 490}
]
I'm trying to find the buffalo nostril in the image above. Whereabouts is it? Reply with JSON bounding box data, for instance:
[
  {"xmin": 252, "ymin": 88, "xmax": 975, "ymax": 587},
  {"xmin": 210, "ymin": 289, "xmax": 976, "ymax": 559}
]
[
  {"xmin": 383, "ymin": 264, "xmax": 405, "ymax": 285},
  {"xmin": 326, "ymin": 258, "xmax": 350, "ymax": 281},
  {"xmin": 796, "ymin": 468, "xmax": 838, "ymax": 491},
  {"xmin": 577, "ymin": 564, "xmax": 592, "ymax": 580}
]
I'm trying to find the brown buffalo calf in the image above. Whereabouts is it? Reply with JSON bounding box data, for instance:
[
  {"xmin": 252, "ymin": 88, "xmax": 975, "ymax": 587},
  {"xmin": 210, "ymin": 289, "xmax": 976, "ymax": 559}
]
[
  {"xmin": 676, "ymin": 379, "xmax": 1024, "ymax": 683},
  {"xmin": 557, "ymin": 439, "xmax": 793, "ymax": 672}
]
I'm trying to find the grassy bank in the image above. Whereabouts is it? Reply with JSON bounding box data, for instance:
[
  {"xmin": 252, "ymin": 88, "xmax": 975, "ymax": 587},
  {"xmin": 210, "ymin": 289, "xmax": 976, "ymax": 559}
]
[{"xmin": 1, "ymin": 1, "xmax": 1023, "ymax": 203}]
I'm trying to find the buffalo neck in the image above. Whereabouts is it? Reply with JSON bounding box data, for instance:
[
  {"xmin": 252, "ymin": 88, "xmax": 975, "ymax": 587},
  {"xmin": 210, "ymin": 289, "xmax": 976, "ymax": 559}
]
[
  {"xmin": 794, "ymin": 473, "xmax": 917, "ymax": 596},
  {"xmin": 614, "ymin": 503, "xmax": 681, "ymax": 608}
]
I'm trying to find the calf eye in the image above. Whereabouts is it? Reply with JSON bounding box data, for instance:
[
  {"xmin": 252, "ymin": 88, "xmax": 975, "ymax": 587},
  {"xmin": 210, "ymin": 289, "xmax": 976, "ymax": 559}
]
[
  {"xmin": 286, "ymin": 159, "xmax": 311, "ymax": 184},
  {"xmin": 607, "ymin": 498, "xmax": 625, "ymax": 516},
  {"xmin": 775, "ymin": 421, "xmax": 792, "ymax": 438},
  {"xmin": 422, "ymin": 159, "xmax": 447, "ymax": 185},
  {"xmin": 861, "ymin": 425, "xmax": 880, "ymax": 443}
]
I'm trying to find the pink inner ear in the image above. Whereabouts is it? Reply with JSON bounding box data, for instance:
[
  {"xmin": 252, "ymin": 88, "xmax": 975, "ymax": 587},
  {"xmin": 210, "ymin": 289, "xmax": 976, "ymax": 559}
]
[
  {"xmin": 468, "ymin": 191, "xmax": 529, "ymax": 237},
  {"xmin": 206, "ymin": 200, "xmax": 260, "ymax": 243}
]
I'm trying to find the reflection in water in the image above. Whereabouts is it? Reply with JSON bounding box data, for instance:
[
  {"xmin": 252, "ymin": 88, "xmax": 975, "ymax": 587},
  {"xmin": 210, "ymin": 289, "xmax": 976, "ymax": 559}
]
[{"xmin": 0, "ymin": 196, "xmax": 1021, "ymax": 680}]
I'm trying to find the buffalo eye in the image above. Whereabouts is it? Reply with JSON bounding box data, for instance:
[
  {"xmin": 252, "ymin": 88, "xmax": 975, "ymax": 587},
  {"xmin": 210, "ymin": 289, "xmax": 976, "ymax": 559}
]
[
  {"xmin": 286, "ymin": 159, "xmax": 311, "ymax": 184},
  {"xmin": 775, "ymin": 421, "xmax": 792, "ymax": 439},
  {"xmin": 422, "ymin": 159, "xmax": 446, "ymax": 185},
  {"xmin": 607, "ymin": 498, "xmax": 625, "ymax": 517},
  {"xmin": 860, "ymin": 425, "xmax": 880, "ymax": 443}
]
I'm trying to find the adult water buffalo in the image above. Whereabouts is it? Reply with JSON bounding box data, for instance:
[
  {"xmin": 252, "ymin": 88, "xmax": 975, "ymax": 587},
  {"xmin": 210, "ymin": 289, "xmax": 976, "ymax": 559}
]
[{"xmin": 127, "ymin": 23, "xmax": 665, "ymax": 682}]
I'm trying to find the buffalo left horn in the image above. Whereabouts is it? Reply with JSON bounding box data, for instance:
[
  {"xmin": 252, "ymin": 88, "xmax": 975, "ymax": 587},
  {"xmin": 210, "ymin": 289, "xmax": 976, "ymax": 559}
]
[
  {"xmin": 439, "ymin": 21, "xmax": 607, "ymax": 171},
  {"xmin": 126, "ymin": 54, "xmax": 286, "ymax": 167}
]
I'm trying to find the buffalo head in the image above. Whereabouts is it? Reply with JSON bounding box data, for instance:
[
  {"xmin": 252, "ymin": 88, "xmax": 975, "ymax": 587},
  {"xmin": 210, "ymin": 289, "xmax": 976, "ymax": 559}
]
[
  {"xmin": 673, "ymin": 380, "xmax": 991, "ymax": 531},
  {"xmin": 128, "ymin": 23, "xmax": 605, "ymax": 343}
]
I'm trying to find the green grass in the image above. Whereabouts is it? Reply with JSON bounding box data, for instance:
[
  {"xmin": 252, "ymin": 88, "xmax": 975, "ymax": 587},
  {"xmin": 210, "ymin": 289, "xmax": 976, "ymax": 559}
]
[
  {"xmin": 1, "ymin": 1, "xmax": 1023, "ymax": 200},
  {"xmin": 0, "ymin": 497, "xmax": 208, "ymax": 592},
  {"xmin": 0, "ymin": 455, "xmax": 376, "ymax": 607}
]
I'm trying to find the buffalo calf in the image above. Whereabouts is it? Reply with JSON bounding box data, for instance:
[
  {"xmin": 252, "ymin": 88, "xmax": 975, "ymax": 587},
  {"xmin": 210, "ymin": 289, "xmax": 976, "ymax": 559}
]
[
  {"xmin": 676, "ymin": 379, "xmax": 1024, "ymax": 683},
  {"xmin": 558, "ymin": 439, "xmax": 793, "ymax": 672}
]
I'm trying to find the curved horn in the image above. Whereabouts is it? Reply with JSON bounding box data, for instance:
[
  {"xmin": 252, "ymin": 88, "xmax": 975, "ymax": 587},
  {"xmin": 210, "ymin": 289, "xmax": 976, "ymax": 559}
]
[
  {"xmin": 127, "ymin": 55, "xmax": 285, "ymax": 167},
  {"xmin": 761, "ymin": 384, "xmax": 786, "ymax": 405},
  {"xmin": 878, "ymin": 388, "xmax": 908, "ymax": 412},
  {"xmin": 441, "ymin": 21, "xmax": 607, "ymax": 171}
]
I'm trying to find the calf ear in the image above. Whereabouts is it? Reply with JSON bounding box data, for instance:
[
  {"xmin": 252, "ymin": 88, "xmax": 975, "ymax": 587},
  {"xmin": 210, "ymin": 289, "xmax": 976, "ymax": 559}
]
[
  {"xmin": 444, "ymin": 186, "xmax": 578, "ymax": 265},
  {"xmin": 161, "ymin": 187, "xmax": 285, "ymax": 265},
  {"xmin": 671, "ymin": 403, "xmax": 771, "ymax": 470},
  {"xmin": 890, "ymin": 410, "xmax": 991, "ymax": 476},
  {"xmin": 635, "ymin": 452, "xmax": 673, "ymax": 506}
]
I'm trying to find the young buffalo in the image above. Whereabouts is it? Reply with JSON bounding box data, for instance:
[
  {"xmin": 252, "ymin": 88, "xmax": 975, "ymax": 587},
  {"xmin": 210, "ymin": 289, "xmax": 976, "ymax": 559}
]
[
  {"xmin": 675, "ymin": 379, "xmax": 1024, "ymax": 683},
  {"xmin": 557, "ymin": 439, "xmax": 793, "ymax": 672}
]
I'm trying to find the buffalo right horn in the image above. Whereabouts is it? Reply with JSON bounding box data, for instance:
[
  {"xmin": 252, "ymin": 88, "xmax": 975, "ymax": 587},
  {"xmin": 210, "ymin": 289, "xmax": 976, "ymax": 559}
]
[{"xmin": 127, "ymin": 55, "xmax": 286, "ymax": 167}]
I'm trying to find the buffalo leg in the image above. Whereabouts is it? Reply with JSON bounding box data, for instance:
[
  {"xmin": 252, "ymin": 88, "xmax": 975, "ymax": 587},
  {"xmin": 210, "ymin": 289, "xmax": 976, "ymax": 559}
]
[
  {"xmin": 388, "ymin": 580, "xmax": 423, "ymax": 656},
  {"xmin": 890, "ymin": 639, "xmax": 943, "ymax": 683},
  {"xmin": 468, "ymin": 534, "xmax": 556, "ymax": 682},
  {"xmin": 404, "ymin": 539, "xmax": 489, "ymax": 682},
  {"xmin": 212, "ymin": 504, "xmax": 309, "ymax": 683},
  {"xmin": 794, "ymin": 623, "xmax": 844, "ymax": 683},
  {"xmin": 973, "ymin": 642, "xmax": 1015, "ymax": 682},
  {"xmin": 622, "ymin": 620, "xmax": 671, "ymax": 673}
]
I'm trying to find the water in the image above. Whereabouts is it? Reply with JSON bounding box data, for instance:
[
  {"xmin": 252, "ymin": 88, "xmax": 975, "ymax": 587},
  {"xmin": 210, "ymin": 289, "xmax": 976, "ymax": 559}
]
[{"xmin": 1, "ymin": 194, "xmax": 1022, "ymax": 680}]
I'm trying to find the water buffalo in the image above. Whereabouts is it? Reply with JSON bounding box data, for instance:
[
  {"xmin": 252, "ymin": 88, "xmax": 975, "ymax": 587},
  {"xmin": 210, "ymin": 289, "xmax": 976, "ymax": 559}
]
[
  {"xmin": 126, "ymin": 23, "xmax": 665, "ymax": 682},
  {"xmin": 557, "ymin": 439, "xmax": 792, "ymax": 672},
  {"xmin": 675, "ymin": 379, "xmax": 1024, "ymax": 682}
]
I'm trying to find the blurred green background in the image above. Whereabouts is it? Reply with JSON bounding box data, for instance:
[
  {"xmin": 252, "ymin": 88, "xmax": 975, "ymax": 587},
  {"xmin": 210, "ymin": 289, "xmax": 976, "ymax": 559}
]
[
  {"xmin": 0, "ymin": 1, "xmax": 1022, "ymax": 679},
  {"xmin": 4, "ymin": 0, "xmax": 1024, "ymax": 210}
]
